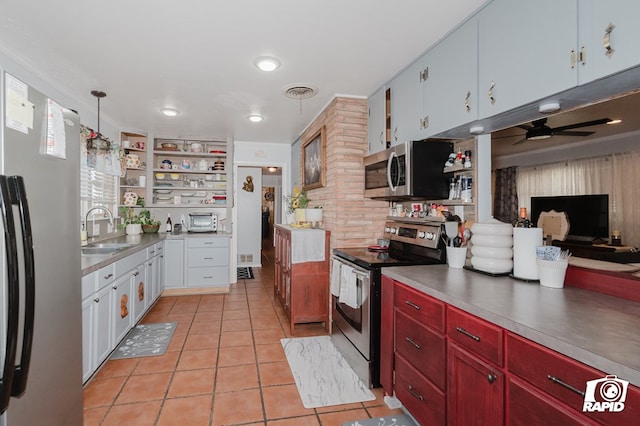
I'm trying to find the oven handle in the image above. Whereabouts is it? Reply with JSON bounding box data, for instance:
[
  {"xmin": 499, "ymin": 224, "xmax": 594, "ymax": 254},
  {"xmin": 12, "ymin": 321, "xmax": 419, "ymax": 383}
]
[{"xmin": 331, "ymin": 255, "xmax": 372, "ymax": 278}]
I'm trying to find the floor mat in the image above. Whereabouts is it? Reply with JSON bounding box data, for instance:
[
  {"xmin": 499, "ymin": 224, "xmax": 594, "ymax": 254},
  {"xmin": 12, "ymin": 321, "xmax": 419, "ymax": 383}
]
[
  {"xmin": 281, "ymin": 335, "xmax": 375, "ymax": 409},
  {"xmin": 110, "ymin": 322, "xmax": 177, "ymax": 360},
  {"xmin": 342, "ymin": 414, "xmax": 418, "ymax": 426},
  {"xmin": 237, "ymin": 267, "xmax": 254, "ymax": 279}
]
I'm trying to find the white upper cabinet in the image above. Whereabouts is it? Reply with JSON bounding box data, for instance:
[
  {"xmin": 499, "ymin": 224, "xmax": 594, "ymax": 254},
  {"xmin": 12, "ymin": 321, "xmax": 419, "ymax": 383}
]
[
  {"xmin": 477, "ymin": 0, "xmax": 579, "ymax": 119},
  {"xmin": 577, "ymin": 0, "xmax": 640, "ymax": 84},
  {"xmin": 389, "ymin": 59, "xmax": 426, "ymax": 144},
  {"xmin": 367, "ymin": 87, "xmax": 387, "ymax": 154},
  {"xmin": 422, "ymin": 17, "xmax": 479, "ymax": 137}
]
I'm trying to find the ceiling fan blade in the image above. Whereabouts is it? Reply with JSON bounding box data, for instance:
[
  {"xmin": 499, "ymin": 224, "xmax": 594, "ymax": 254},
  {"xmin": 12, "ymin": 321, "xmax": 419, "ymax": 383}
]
[
  {"xmin": 551, "ymin": 118, "xmax": 611, "ymax": 132},
  {"xmin": 512, "ymin": 137, "xmax": 527, "ymax": 145},
  {"xmin": 553, "ymin": 130, "xmax": 595, "ymax": 137},
  {"xmin": 492, "ymin": 133, "xmax": 524, "ymax": 140},
  {"xmin": 516, "ymin": 124, "xmax": 533, "ymax": 130}
]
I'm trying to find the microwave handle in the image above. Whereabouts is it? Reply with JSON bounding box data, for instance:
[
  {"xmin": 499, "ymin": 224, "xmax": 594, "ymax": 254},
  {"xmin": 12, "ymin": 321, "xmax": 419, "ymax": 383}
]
[{"xmin": 387, "ymin": 152, "xmax": 397, "ymax": 191}]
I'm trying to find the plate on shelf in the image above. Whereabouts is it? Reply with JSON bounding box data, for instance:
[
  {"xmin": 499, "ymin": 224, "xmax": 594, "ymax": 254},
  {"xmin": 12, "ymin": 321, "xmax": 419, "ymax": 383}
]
[
  {"xmin": 156, "ymin": 182, "xmax": 173, "ymax": 187},
  {"xmin": 155, "ymin": 189, "xmax": 172, "ymax": 194},
  {"xmin": 182, "ymin": 192, "xmax": 194, "ymax": 197},
  {"xmin": 156, "ymin": 200, "xmax": 173, "ymax": 205},
  {"xmin": 209, "ymin": 150, "xmax": 226, "ymax": 154},
  {"xmin": 156, "ymin": 195, "xmax": 171, "ymax": 201}
]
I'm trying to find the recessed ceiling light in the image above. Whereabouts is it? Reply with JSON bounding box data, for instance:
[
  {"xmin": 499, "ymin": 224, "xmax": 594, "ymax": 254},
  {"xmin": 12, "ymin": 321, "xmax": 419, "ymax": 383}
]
[
  {"xmin": 267, "ymin": 166, "xmax": 277, "ymax": 172},
  {"xmin": 607, "ymin": 119, "xmax": 622, "ymax": 125},
  {"xmin": 160, "ymin": 107, "xmax": 180, "ymax": 117},
  {"xmin": 248, "ymin": 114, "xmax": 263, "ymax": 123},
  {"xmin": 254, "ymin": 56, "xmax": 281, "ymax": 72}
]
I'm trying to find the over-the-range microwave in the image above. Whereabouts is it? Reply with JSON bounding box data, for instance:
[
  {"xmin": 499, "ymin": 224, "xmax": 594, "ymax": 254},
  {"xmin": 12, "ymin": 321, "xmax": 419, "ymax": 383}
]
[{"xmin": 363, "ymin": 139, "xmax": 453, "ymax": 200}]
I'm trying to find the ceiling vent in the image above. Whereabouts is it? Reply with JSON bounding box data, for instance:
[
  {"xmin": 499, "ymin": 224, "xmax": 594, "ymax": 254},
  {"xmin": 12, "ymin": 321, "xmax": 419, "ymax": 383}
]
[{"xmin": 283, "ymin": 84, "xmax": 318, "ymax": 100}]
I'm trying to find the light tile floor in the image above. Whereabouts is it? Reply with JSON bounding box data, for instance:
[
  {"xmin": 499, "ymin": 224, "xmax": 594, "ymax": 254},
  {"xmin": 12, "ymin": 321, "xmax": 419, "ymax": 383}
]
[{"xmin": 83, "ymin": 240, "xmax": 404, "ymax": 425}]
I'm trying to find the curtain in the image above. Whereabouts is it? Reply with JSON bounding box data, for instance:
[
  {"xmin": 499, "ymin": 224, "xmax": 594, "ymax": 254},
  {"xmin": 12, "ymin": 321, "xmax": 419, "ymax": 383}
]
[
  {"xmin": 493, "ymin": 166, "xmax": 518, "ymax": 224},
  {"xmin": 516, "ymin": 151, "xmax": 640, "ymax": 247}
]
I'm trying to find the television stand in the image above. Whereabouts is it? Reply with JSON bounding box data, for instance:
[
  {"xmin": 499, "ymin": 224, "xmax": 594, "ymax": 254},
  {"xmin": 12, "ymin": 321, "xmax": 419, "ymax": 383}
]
[{"xmin": 553, "ymin": 240, "xmax": 639, "ymax": 264}]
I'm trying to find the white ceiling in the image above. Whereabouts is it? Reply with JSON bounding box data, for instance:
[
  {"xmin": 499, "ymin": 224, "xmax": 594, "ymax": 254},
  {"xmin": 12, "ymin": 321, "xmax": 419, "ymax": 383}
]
[{"xmin": 0, "ymin": 0, "xmax": 488, "ymax": 143}]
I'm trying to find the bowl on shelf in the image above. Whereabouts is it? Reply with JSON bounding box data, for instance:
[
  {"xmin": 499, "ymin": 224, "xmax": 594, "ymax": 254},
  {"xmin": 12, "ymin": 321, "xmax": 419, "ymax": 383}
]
[
  {"xmin": 170, "ymin": 173, "xmax": 180, "ymax": 180},
  {"xmin": 155, "ymin": 173, "xmax": 165, "ymax": 180},
  {"xmin": 160, "ymin": 142, "xmax": 178, "ymax": 150}
]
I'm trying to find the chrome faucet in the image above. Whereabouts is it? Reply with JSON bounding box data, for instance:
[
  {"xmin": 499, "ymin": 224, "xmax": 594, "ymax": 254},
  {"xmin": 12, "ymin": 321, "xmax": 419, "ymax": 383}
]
[{"xmin": 84, "ymin": 206, "xmax": 115, "ymax": 230}]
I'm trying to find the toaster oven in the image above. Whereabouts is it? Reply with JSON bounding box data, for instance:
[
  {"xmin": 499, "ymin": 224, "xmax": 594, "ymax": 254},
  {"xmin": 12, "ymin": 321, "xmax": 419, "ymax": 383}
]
[{"xmin": 188, "ymin": 212, "xmax": 217, "ymax": 233}]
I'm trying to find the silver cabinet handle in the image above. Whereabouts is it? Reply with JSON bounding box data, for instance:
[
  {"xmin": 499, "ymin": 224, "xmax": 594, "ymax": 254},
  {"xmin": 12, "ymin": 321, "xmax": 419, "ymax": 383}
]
[
  {"xmin": 133, "ymin": 271, "xmax": 139, "ymax": 276},
  {"xmin": 547, "ymin": 375, "xmax": 586, "ymax": 397},
  {"xmin": 405, "ymin": 337, "xmax": 421, "ymax": 350},
  {"xmin": 604, "ymin": 23, "xmax": 615, "ymax": 58},
  {"xmin": 487, "ymin": 373, "xmax": 496, "ymax": 384},
  {"xmin": 455, "ymin": 326, "xmax": 481, "ymax": 342},
  {"xmin": 393, "ymin": 127, "xmax": 398, "ymax": 142},
  {"xmin": 570, "ymin": 49, "xmax": 577, "ymax": 68},
  {"xmin": 103, "ymin": 273, "xmax": 113, "ymax": 280},
  {"xmin": 94, "ymin": 298, "xmax": 100, "ymax": 303},
  {"xmin": 488, "ymin": 81, "xmax": 496, "ymax": 105},
  {"xmin": 408, "ymin": 385, "xmax": 424, "ymax": 401},
  {"xmin": 112, "ymin": 286, "xmax": 117, "ymax": 290},
  {"xmin": 404, "ymin": 300, "xmax": 421, "ymax": 311},
  {"xmin": 465, "ymin": 91, "xmax": 471, "ymax": 113}
]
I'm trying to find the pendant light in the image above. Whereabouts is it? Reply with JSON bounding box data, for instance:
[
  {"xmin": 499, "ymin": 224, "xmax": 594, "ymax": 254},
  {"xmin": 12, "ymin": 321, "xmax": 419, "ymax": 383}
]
[{"xmin": 89, "ymin": 90, "xmax": 106, "ymax": 144}]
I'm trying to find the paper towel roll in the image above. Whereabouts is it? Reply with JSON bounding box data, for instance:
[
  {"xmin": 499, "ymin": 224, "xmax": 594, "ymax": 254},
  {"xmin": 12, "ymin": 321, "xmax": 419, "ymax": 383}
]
[{"xmin": 513, "ymin": 227, "xmax": 543, "ymax": 280}]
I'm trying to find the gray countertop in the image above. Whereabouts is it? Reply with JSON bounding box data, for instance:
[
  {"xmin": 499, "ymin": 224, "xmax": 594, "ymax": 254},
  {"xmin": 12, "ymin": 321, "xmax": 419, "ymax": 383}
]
[
  {"xmin": 81, "ymin": 231, "xmax": 231, "ymax": 275},
  {"xmin": 382, "ymin": 265, "xmax": 640, "ymax": 387}
]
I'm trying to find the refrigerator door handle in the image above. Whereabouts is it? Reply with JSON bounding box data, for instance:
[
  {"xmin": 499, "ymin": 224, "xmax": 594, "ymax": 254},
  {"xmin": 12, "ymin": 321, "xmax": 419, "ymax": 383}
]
[
  {"xmin": 8, "ymin": 176, "xmax": 34, "ymax": 398},
  {"xmin": 0, "ymin": 175, "xmax": 20, "ymax": 414}
]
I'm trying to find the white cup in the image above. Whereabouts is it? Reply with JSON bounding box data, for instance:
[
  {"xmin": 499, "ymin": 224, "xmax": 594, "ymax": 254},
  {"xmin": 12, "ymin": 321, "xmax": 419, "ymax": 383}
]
[
  {"xmin": 446, "ymin": 246, "xmax": 468, "ymax": 269},
  {"xmin": 537, "ymin": 259, "xmax": 568, "ymax": 288}
]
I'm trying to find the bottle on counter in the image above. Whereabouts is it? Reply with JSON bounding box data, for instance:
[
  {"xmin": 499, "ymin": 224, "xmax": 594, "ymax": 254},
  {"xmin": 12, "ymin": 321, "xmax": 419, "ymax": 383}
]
[
  {"xmin": 165, "ymin": 213, "xmax": 172, "ymax": 233},
  {"xmin": 514, "ymin": 207, "xmax": 531, "ymax": 228}
]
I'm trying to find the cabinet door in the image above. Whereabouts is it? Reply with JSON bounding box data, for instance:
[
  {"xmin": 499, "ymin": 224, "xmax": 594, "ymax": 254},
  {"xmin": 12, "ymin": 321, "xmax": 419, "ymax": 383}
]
[
  {"xmin": 132, "ymin": 265, "xmax": 147, "ymax": 323},
  {"xmin": 477, "ymin": 0, "xmax": 578, "ymax": 119},
  {"xmin": 367, "ymin": 87, "xmax": 387, "ymax": 154},
  {"xmin": 448, "ymin": 343, "xmax": 504, "ymax": 426},
  {"xmin": 112, "ymin": 273, "xmax": 133, "ymax": 346},
  {"xmin": 146, "ymin": 256, "xmax": 156, "ymax": 308},
  {"xmin": 578, "ymin": 0, "xmax": 640, "ymax": 84},
  {"xmin": 93, "ymin": 284, "xmax": 113, "ymax": 367},
  {"xmin": 390, "ymin": 59, "xmax": 426, "ymax": 143},
  {"xmin": 423, "ymin": 17, "xmax": 479, "ymax": 136},
  {"xmin": 380, "ymin": 275, "xmax": 395, "ymax": 395},
  {"xmin": 82, "ymin": 297, "xmax": 94, "ymax": 383},
  {"xmin": 163, "ymin": 239, "xmax": 184, "ymax": 288}
]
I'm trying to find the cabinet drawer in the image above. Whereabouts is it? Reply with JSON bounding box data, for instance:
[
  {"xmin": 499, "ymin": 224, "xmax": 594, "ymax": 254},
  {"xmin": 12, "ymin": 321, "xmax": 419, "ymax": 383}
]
[
  {"xmin": 187, "ymin": 267, "xmax": 228, "ymax": 286},
  {"xmin": 114, "ymin": 249, "xmax": 146, "ymax": 278},
  {"xmin": 507, "ymin": 332, "xmax": 640, "ymax": 426},
  {"xmin": 447, "ymin": 306, "xmax": 503, "ymax": 366},
  {"xmin": 187, "ymin": 238, "xmax": 228, "ymax": 249},
  {"xmin": 96, "ymin": 263, "xmax": 115, "ymax": 290},
  {"xmin": 82, "ymin": 272, "xmax": 96, "ymax": 300},
  {"xmin": 187, "ymin": 247, "xmax": 228, "ymax": 267},
  {"xmin": 395, "ymin": 310, "xmax": 446, "ymax": 390},
  {"xmin": 508, "ymin": 376, "xmax": 597, "ymax": 426},
  {"xmin": 394, "ymin": 282, "xmax": 445, "ymax": 333},
  {"xmin": 395, "ymin": 353, "xmax": 445, "ymax": 426}
]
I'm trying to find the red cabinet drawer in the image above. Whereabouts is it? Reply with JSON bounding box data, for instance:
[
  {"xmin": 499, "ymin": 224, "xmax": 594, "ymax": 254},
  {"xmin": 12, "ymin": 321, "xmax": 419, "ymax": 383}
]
[
  {"xmin": 395, "ymin": 310, "xmax": 446, "ymax": 390},
  {"xmin": 394, "ymin": 282, "xmax": 445, "ymax": 333},
  {"xmin": 395, "ymin": 353, "xmax": 445, "ymax": 426},
  {"xmin": 507, "ymin": 332, "xmax": 640, "ymax": 426},
  {"xmin": 447, "ymin": 306, "xmax": 504, "ymax": 366},
  {"xmin": 508, "ymin": 376, "xmax": 597, "ymax": 426}
]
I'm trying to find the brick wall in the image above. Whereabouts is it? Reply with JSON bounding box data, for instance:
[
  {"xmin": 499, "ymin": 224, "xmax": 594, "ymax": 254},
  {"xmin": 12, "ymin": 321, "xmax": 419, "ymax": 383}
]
[{"xmin": 298, "ymin": 97, "xmax": 388, "ymax": 249}]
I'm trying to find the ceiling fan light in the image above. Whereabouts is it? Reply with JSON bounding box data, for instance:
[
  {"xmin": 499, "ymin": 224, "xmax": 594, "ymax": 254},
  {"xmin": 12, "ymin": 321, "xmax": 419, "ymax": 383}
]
[
  {"xmin": 607, "ymin": 119, "xmax": 622, "ymax": 125},
  {"xmin": 248, "ymin": 114, "xmax": 263, "ymax": 123},
  {"xmin": 538, "ymin": 102, "xmax": 561, "ymax": 113},
  {"xmin": 527, "ymin": 134, "xmax": 552, "ymax": 141}
]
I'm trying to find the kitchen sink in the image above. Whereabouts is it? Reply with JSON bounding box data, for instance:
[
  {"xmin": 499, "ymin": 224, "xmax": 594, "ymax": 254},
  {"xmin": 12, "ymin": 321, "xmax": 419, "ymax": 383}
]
[{"xmin": 81, "ymin": 242, "xmax": 136, "ymax": 256}]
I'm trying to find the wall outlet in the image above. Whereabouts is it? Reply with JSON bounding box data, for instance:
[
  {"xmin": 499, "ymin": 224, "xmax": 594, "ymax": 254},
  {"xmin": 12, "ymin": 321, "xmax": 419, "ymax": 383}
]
[{"xmin": 92, "ymin": 223, "xmax": 100, "ymax": 236}]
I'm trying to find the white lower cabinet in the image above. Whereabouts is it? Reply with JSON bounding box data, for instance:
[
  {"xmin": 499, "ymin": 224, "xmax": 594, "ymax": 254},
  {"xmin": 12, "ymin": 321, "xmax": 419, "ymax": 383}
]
[
  {"xmin": 81, "ymin": 297, "xmax": 94, "ymax": 383},
  {"xmin": 132, "ymin": 264, "xmax": 147, "ymax": 324},
  {"xmin": 186, "ymin": 237, "xmax": 230, "ymax": 287},
  {"xmin": 164, "ymin": 239, "xmax": 185, "ymax": 289},
  {"xmin": 93, "ymin": 284, "xmax": 113, "ymax": 369}
]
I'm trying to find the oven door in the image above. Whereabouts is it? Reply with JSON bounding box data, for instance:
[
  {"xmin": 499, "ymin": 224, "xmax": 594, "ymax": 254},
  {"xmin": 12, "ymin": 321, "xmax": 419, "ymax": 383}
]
[{"xmin": 332, "ymin": 256, "xmax": 371, "ymax": 357}]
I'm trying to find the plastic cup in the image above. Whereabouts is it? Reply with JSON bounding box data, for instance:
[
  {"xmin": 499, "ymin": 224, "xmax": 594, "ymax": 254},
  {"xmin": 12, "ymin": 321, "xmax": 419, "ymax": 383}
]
[
  {"xmin": 446, "ymin": 246, "xmax": 467, "ymax": 269},
  {"xmin": 537, "ymin": 259, "xmax": 568, "ymax": 288}
]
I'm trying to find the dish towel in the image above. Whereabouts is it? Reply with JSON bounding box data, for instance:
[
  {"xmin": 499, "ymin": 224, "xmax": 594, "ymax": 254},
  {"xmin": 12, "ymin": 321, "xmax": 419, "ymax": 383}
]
[
  {"xmin": 330, "ymin": 259, "xmax": 342, "ymax": 297},
  {"xmin": 290, "ymin": 228, "xmax": 325, "ymax": 264},
  {"xmin": 339, "ymin": 264, "xmax": 359, "ymax": 309}
]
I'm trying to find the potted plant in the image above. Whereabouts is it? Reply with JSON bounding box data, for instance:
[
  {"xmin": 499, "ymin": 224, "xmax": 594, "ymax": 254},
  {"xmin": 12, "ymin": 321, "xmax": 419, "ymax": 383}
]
[
  {"xmin": 119, "ymin": 206, "xmax": 142, "ymax": 235},
  {"xmin": 138, "ymin": 209, "xmax": 161, "ymax": 233}
]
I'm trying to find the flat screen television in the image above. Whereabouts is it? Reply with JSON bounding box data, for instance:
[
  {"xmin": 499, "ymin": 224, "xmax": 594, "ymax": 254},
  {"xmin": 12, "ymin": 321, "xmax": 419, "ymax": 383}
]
[{"xmin": 530, "ymin": 194, "xmax": 609, "ymax": 242}]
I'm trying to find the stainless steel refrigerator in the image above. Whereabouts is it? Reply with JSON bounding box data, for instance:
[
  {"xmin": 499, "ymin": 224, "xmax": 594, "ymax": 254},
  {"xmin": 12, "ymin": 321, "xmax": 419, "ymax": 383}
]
[{"xmin": 0, "ymin": 71, "xmax": 83, "ymax": 425}]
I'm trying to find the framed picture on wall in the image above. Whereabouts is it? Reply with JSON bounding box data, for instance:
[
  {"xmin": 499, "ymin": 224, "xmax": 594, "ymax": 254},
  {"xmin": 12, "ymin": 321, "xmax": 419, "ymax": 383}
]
[{"xmin": 302, "ymin": 126, "xmax": 326, "ymax": 190}]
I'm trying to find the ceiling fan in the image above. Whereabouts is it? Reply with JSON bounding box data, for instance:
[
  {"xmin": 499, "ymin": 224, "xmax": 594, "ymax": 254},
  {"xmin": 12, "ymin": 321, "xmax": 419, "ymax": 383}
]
[{"xmin": 506, "ymin": 117, "xmax": 611, "ymax": 145}]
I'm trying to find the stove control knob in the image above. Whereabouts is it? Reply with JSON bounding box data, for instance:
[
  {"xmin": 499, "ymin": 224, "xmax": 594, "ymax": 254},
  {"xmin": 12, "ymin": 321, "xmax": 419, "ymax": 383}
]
[
  {"xmin": 417, "ymin": 231, "xmax": 426, "ymax": 239},
  {"xmin": 426, "ymin": 232, "xmax": 435, "ymax": 240}
]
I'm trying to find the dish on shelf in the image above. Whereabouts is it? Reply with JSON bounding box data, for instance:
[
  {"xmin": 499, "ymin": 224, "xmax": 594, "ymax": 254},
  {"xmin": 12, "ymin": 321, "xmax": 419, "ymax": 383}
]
[
  {"xmin": 209, "ymin": 150, "xmax": 226, "ymax": 154},
  {"xmin": 155, "ymin": 189, "xmax": 172, "ymax": 194},
  {"xmin": 155, "ymin": 173, "xmax": 165, "ymax": 180},
  {"xmin": 156, "ymin": 200, "xmax": 173, "ymax": 205},
  {"xmin": 156, "ymin": 182, "xmax": 173, "ymax": 187},
  {"xmin": 181, "ymin": 192, "xmax": 194, "ymax": 197},
  {"xmin": 156, "ymin": 195, "xmax": 172, "ymax": 201},
  {"xmin": 160, "ymin": 142, "xmax": 179, "ymax": 150},
  {"xmin": 195, "ymin": 191, "xmax": 207, "ymax": 197},
  {"xmin": 170, "ymin": 173, "xmax": 180, "ymax": 180}
]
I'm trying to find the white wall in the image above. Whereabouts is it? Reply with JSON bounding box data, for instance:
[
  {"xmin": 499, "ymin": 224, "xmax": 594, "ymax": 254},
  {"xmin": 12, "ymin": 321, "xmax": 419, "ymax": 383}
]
[{"xmin": 236, "ymin": 167, "xmax": 262, "ymax": 267}]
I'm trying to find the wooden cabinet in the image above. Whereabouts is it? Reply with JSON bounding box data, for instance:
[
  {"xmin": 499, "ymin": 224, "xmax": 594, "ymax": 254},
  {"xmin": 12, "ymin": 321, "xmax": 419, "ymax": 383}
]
[
  {"xmin": 119, "ymin": 131, "xmax": 147, "ymax": 209},
  {"xmin": 185, "ymin": 237, "xmax": 230, "ymax": 287},
  {"xmin": 477, "ymin": 0, "xmax": 579, "ymax": 119},
  {"xmin": 152, "ymin": 139, "xmax": 230, "ymax": 207},
  {"xmin": 367, "ymin": 87, "xmax": 387, "ymax": 154},
  {"xmin": 577, "ymin": 0, "xmax": 640, "ymax": 85},
  {"xmin": 447, "ymin": 306, "xmax": 504, "ymax": 367},
  {"xmin": 163, "ymin": 239, "xmax": 184, "ymax": 288},
  {"xmin": 448, "ymin": 342, "xmax": 504, "ymax": 426},
  {"xmin": 422, "ymin": 17, "xmax": 479, "ymax": 136},
  {"xmin": 274, "ymin": 225, "xmax": 330, "ymax": 334}
]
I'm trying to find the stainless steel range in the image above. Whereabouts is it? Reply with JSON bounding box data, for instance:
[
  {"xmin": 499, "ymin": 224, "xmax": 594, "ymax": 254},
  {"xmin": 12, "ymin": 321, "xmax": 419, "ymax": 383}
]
[{"xmin": 331, "ymin": 218, "xmax": 446, "ymax": 388}]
